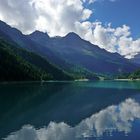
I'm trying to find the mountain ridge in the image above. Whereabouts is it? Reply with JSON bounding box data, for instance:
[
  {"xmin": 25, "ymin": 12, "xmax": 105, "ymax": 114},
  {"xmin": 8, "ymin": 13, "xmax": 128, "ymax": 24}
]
[
  {"xmin": 0, "ymin": 20, "xmax": 139, "ymax": 77},
  {"xmin": 130, "ymin": 53, "xmax": 140, "ymax": 65}
]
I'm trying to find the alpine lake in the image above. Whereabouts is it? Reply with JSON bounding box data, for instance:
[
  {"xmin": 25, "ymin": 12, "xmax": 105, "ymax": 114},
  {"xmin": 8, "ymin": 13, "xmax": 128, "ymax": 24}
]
[{"xmin": 1, "ymin": 81, "xmax": 140, "ymax": 140}]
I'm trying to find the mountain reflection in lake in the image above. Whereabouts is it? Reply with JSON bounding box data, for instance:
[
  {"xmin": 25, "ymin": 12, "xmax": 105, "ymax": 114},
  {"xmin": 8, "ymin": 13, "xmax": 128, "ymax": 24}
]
[{"xmin": 1, "ymin": 81, "xmax": 140, "ymax": 140}]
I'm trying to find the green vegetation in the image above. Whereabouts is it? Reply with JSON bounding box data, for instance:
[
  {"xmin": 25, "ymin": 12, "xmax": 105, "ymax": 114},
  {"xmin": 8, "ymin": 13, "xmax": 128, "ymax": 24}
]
[
  {"xmin": 68, "ymin": 65, "xmax": 99, "ymax": 80},
  {"xmin": 0, "ymin": 38, "xmax": 73, "ymax": 81},
  {"xmin": 116, "ymin": 69, "xmax": 140, "ymax": 80},
  {"xmin": 116, "ymin": 73, "xmax": 130, "ymax": 79},
  {"xmin": 129, "ymin": 70, "xmax": 140, "ymax": 79}
]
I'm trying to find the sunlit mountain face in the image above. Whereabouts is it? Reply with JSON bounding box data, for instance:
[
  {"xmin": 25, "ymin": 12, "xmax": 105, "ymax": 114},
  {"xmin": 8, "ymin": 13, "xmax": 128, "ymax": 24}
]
[{"xmin": 4, "ymin": 98, "xmax": 140, "ymax": 140}]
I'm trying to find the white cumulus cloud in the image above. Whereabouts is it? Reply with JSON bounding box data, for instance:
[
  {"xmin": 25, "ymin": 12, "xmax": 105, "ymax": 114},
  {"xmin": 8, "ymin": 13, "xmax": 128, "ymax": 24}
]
[
  {"xmin": 0, "ymin": 0, "xmax": 93, "ymax": 36},
  {"xmin": 0, "ymin": 0, "xmax": 140, "ymax": 58},
  {"xmin": 82, "ymin": 22, "xmax": 140, "ymax": 58}
]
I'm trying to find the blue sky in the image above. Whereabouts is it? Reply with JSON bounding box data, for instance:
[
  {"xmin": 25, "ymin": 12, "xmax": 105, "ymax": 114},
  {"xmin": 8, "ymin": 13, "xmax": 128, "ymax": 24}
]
[{"xmin": 88, "ymin": 0, "xmax": 140, "ymax": 39}]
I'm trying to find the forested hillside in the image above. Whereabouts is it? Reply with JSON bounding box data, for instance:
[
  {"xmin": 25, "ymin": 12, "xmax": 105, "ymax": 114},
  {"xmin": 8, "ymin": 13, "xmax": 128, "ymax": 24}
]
[
  {"xmin": 129, "ymin": 70, "xmax": 140, "ymax": 79},
  {"xmin": 0, "ymin": 38, "xmax": 73, "ymax": 81}
]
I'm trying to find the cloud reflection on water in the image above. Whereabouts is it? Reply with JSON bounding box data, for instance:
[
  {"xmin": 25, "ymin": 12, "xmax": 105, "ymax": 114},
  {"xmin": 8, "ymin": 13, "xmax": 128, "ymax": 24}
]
[{"xmin": 4, "ymin": 98, "xmax": 140, "ymax": 140}]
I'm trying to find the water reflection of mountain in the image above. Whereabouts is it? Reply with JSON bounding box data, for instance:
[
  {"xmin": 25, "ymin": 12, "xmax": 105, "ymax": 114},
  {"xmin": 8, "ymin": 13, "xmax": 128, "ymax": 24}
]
[
  {"xmin": 4, "ymin": 98, "xmax": 140, "ymax": 140},
  {"xmin": 0, "ymin": 81, "xmax": 140, "ymax": 139}
]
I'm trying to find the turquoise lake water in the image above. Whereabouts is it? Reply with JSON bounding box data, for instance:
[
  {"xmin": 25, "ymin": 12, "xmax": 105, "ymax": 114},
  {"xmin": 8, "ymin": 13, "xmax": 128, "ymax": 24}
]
[{"xmin": 0, "ymin": 81, "xmax": 140, "ymax": 140}]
